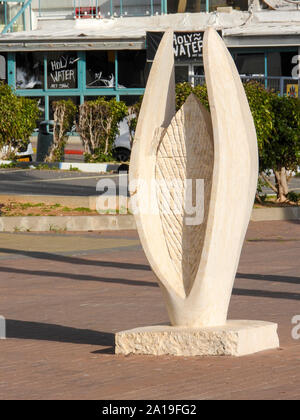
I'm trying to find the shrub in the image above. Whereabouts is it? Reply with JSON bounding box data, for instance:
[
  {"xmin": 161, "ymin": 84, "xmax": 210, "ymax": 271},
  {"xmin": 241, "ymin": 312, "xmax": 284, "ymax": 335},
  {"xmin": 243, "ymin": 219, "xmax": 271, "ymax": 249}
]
[
  {"xmin": 287, "ymin": 191, "xmax": 300, "ymax": 203},
  {"xmin": 175, "ymin": 82, "xmax": 194, "ymax": 111},
  {"xmin": 267, "ymin": 95, "xmax": 300, "ymax": 202},
  {"xmin": 127, "ymin": 96, "xmax": 143, "ymax": 145},
  {"xmin": 45, "ymin": 99, "xmax": 77, "ymax": 162},
  {"xmin": 176, "ymin": 81, "xmax": 300, "ymax": 203},
  {"xmin": 243, "ymin": 81, "xmax": 275, "ymax": 153},
  {"xmin": 0, "ymin": 82, "xmax": 40, "ymax": 159},
  {"xmin": 175, "ymin": 82, "xmax": 209, "ymax": 111},
  {"xmin": 76, "ymin": 97, "xmax": 127, "ymax": 162}
]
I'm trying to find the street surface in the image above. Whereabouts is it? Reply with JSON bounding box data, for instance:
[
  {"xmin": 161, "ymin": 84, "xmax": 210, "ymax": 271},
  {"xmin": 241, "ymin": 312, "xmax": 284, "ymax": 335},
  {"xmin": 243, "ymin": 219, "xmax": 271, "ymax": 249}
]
[
  {"xmin": 0, "ymin": 170, "xmax": 126, "ymax": 197},
  {"xmin": 0, "ymin": 221, "xmax": 299, "ymax": 399},
  {"xmin": 0, "ymin": 169, "xmax": 299, "ymax": 197}
]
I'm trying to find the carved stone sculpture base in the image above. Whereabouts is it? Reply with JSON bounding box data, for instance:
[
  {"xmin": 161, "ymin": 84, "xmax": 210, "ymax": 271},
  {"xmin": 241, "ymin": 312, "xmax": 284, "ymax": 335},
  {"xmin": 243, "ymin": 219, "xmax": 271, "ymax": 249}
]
[{"xmin": 115, "ymin": 321, "xmax": 279, "ymax": 357}]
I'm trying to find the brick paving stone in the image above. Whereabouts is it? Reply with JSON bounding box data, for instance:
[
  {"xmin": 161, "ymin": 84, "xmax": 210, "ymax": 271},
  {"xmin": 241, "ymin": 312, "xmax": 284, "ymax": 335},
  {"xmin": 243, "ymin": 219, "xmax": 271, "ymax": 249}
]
[{"xmin": 0, "ymin": 220, "xmax": 299, "ymax": 400}]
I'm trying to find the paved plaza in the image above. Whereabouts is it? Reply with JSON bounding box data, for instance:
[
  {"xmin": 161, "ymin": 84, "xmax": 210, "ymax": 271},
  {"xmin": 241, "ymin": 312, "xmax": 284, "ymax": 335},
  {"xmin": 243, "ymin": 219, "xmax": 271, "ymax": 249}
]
[{"xmin": 0, "ymin": 220, "xmax": 299, "ymax": 400}]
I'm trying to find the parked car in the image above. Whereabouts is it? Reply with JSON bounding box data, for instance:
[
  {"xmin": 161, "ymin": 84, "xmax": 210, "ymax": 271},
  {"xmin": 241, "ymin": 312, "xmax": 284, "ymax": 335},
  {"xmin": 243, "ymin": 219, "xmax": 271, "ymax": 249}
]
[
  {"xmin": 112, "ymin": 117, "xmax": 132, "ymax": 163},
  {"xmin": 1, "ymin": 141, "xmax": 34, "ymax": 162}
]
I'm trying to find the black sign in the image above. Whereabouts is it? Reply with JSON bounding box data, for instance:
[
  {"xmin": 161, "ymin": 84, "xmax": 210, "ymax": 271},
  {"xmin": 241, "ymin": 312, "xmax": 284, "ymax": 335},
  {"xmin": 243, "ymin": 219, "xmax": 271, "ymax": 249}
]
[
  {"xmin": 147, "ymin": 31, "xmax": 222, "ymax": 62},
  {"xmin": 48, "ymin": 54, "xmax": 78, "ymax": 89}
]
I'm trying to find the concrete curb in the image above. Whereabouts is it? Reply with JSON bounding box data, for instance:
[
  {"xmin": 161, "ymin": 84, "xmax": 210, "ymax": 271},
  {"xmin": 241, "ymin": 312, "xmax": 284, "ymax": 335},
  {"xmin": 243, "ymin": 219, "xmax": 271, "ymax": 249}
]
[
  {"xmin": 0, "ymin": 160, "xmax": 119, "ymax": 173},
  {"xmin": 0, "ymin": 215, "xmax": 136, "ymax": 232},
  {"xmin": 0, "ymin": 207, "xmax": 298, "ymax": 232},
  {"xmin": 251, "ymin": 207, "xmax": 300, "ymax": 222}
]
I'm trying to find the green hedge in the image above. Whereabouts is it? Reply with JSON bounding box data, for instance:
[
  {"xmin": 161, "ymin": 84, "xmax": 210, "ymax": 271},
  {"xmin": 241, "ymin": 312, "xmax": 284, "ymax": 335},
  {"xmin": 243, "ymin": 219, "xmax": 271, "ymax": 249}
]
[{"xmin": 0, "ymin": 83, "xmax": 40, "ymax": 159}]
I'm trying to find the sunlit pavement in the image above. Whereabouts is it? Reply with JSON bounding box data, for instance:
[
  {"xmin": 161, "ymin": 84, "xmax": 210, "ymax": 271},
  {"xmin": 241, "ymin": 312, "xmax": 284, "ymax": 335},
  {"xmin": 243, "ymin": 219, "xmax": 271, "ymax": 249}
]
[{"xmin": 0, "ymin": 221, "xmax": 299, "ymax": 400}]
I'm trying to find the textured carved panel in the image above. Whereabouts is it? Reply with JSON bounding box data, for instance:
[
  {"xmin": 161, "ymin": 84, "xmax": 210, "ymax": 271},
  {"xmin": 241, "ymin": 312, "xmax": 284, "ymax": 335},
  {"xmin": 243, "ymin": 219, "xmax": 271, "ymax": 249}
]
[{"xmin": 155, "ymin": 94, "xmax": 214, "ymax": 296}]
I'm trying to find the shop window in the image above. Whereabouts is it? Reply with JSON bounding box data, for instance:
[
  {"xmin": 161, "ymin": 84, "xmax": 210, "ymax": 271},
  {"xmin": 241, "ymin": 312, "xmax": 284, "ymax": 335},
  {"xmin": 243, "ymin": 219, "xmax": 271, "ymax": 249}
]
[
  {"xmin": 16, "ymin": 52, "xmax": 44, "ymax": 90},
  {"xmin": 112, "ymin": 1, "xmax": 161, "ymax": 17},
  {"xmin": 47, "ymin": 53, "xmax": 78, "ymax": 90},
  {"xmin": 194, "ymin": 65, "xmax": 204, "ymax": 76},
  {"xmin": 281, "ymin": 51, "xmax": 298, "ymax": 77},
  {"xmin": 86, "ymin": 51, "xmax": 115, "ymax": 89},
  {"xmin": 193, "ymin": 65, "xmax": 205, "ymax": 86},
  {"xmin": 168, "ymin": 0, "xmax": 203, "ymax": 13},
  {"xmin": 118, "ymin": 51, "xmax": 147, "ymax": 89},
  {"xmin": 168, "ymin": 0, "xmax": 248, "ymax": 12},
  {"xmin": 0, "ymin": 4, "xmax": 5, "ymax": 26},
  {"xmin": 0, "ymin": 53, "xmax": 6, "ymax": 82},
  {"xmin": 267, "ymin": 52, "xmax": 282, "ymax": 77},
  {"xmin": 235, "ymin": 53, "xmax": 265, "ymax": 76},
  {"xmin": 175, "ymin": 65, "xmax": 189, "ymax": 84},
  {"xmin": 119, "ymin": 95, "xmax": 141, "ymax": 106},
  {"xmin": 225, "ymin": 0, "xmax": 249, "ymax": 11}
]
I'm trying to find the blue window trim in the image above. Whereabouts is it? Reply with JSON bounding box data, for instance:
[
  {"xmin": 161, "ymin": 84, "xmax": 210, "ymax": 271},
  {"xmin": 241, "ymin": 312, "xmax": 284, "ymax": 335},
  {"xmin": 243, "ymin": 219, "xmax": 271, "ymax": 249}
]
[
  {"xmin": 8, "ymin": 50, "xmax": 145, "ymax": 122},
  {"xmin": 9, "ymin": 45, "xmax": 294, "ymax": 121}
]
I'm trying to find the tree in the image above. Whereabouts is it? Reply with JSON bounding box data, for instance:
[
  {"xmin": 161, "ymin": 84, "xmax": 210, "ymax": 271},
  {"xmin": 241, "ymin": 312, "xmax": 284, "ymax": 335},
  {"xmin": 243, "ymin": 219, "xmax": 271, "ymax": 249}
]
[
  {"xmin": 176, "ymin": 81, "xmax": 300, "ymax": 203},
  {"xmin": 0, "ymin": 82, "xmax": 40, "ymax": 159},
  {"xmin": 76, "ymin": 97, "xmax": 127, "ymax": 162},
  {"xmin": 127, "ymin": 96, "xmax": 143, "ymax": 146},
  {"xmin": 259, "ymin": 95, "xmax": 300, "ymax": 202},
  {"xmin": 45, "ymin": 99, "xmax": 77, "ymax": 162}
]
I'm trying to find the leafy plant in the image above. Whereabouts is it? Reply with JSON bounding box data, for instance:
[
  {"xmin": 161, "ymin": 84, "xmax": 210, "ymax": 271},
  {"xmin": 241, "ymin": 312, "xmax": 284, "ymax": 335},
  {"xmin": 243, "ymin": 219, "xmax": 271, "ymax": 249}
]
[
  {"xmin": 175, "ymin": 81, "xmax": 300, "ymax": 203},
  {"xmin": 175, "ymin": 83, "xmax": 209, "ymax": 111},
  {"xmin": 0, "ymin": 162, "xmax": 18, "ymax": 168},
  {"xmin": 45, "ymin": 99, "xmax": 77, "ymax": 162},
  {"xmin": 69, "ymin": 165, "xmax": 79, "ymax": 172},
  {"xmin": 266, "ymin": 95, "xmax": 300, "ymax": 202},
  {"xmin": 286, "ymin": 191, "xmax": 300, "ymax": 203},
  {"xmin": 127, "ymin": 96, "xmax": 143, "ymax": 145},
  {"xmin": 35, "ymin": 163, "xmax": 59, "ymax": 170},
  {"xmin": 175, "ymin": 82, "xmax": 194, "ymax": 111},
  {"xmin": 76, "ymin": 97, "xmax": 127, "ymax": 163},
  {"xmin": 0, "ymin": 83, "xmax": 40, "ymax": 159}
]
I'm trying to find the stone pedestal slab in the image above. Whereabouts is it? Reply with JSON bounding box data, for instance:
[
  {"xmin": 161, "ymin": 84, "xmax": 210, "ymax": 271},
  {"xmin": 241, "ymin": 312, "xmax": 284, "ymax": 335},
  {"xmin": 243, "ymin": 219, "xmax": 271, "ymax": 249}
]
[{"xmin": 115, "ymin": 321, "xmax": 279, "ymax": 357}]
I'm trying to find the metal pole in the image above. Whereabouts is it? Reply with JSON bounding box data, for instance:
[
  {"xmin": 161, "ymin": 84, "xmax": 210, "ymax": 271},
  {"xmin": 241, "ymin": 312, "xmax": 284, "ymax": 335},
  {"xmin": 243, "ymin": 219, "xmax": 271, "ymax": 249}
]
[
  {"xmin": 280, "ymin": 77, "xmax": 284, "ymax": 97},
  {"xmin": 29, "ymin": 1, "xmax": 32, "ymax": 30},
  {"xmin": 4, "ymin": 1, "xmax": 7, "ymax": 26},
  {"xmin": 264, "ymin": 52, "xmax": 268, "ymax": 89},
  {"xmin": 115, "ymin": 51, "xmax": 118, "ymax": 89},
  {"xmin": 2, "ymin": 0, "xmax": 32, "ymax": 35},
  {"xmin": 206, "ymin": 0, "xmax": 209, "ymax": 13},
  {"xmin": 44, "ymin": 53, "xmax": 47, "ymax": 91},
  {"xmin": 150, "ymin": 0, "xmax": 154, "ymax": 15},
  {"xmin": 23, "ymin": 1, "xmax": 26, "ymax": 31}
]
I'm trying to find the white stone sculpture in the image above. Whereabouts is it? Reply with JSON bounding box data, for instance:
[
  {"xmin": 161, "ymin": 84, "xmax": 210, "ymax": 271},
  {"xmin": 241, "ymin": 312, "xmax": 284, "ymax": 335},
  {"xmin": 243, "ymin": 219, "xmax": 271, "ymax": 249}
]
[{"xmin": 115, "ymin": 28, "xmax": 279, "ymax": 357}]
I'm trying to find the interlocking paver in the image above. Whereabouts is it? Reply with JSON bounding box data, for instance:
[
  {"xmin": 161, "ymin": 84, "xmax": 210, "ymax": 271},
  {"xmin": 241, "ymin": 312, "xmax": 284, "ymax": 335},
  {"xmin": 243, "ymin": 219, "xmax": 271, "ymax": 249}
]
[{"xmin": 0, "ymin": 221, "xmax": 299, "ymax": 400}]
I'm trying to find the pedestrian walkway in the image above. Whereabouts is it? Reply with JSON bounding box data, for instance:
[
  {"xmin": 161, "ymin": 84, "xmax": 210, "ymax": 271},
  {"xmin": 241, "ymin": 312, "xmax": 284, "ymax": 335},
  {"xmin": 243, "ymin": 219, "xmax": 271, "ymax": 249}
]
[{"xmin": 0, "ymin": 221, "xmax": 299, "ymax": 400}]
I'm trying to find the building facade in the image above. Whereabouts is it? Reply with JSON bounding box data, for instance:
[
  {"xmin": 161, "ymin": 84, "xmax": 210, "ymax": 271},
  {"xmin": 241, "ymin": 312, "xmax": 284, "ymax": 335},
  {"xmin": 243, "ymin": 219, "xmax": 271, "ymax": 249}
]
[{"xmin": 0, "ymin": 0, "xmax": 299, "ymax": 123}]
